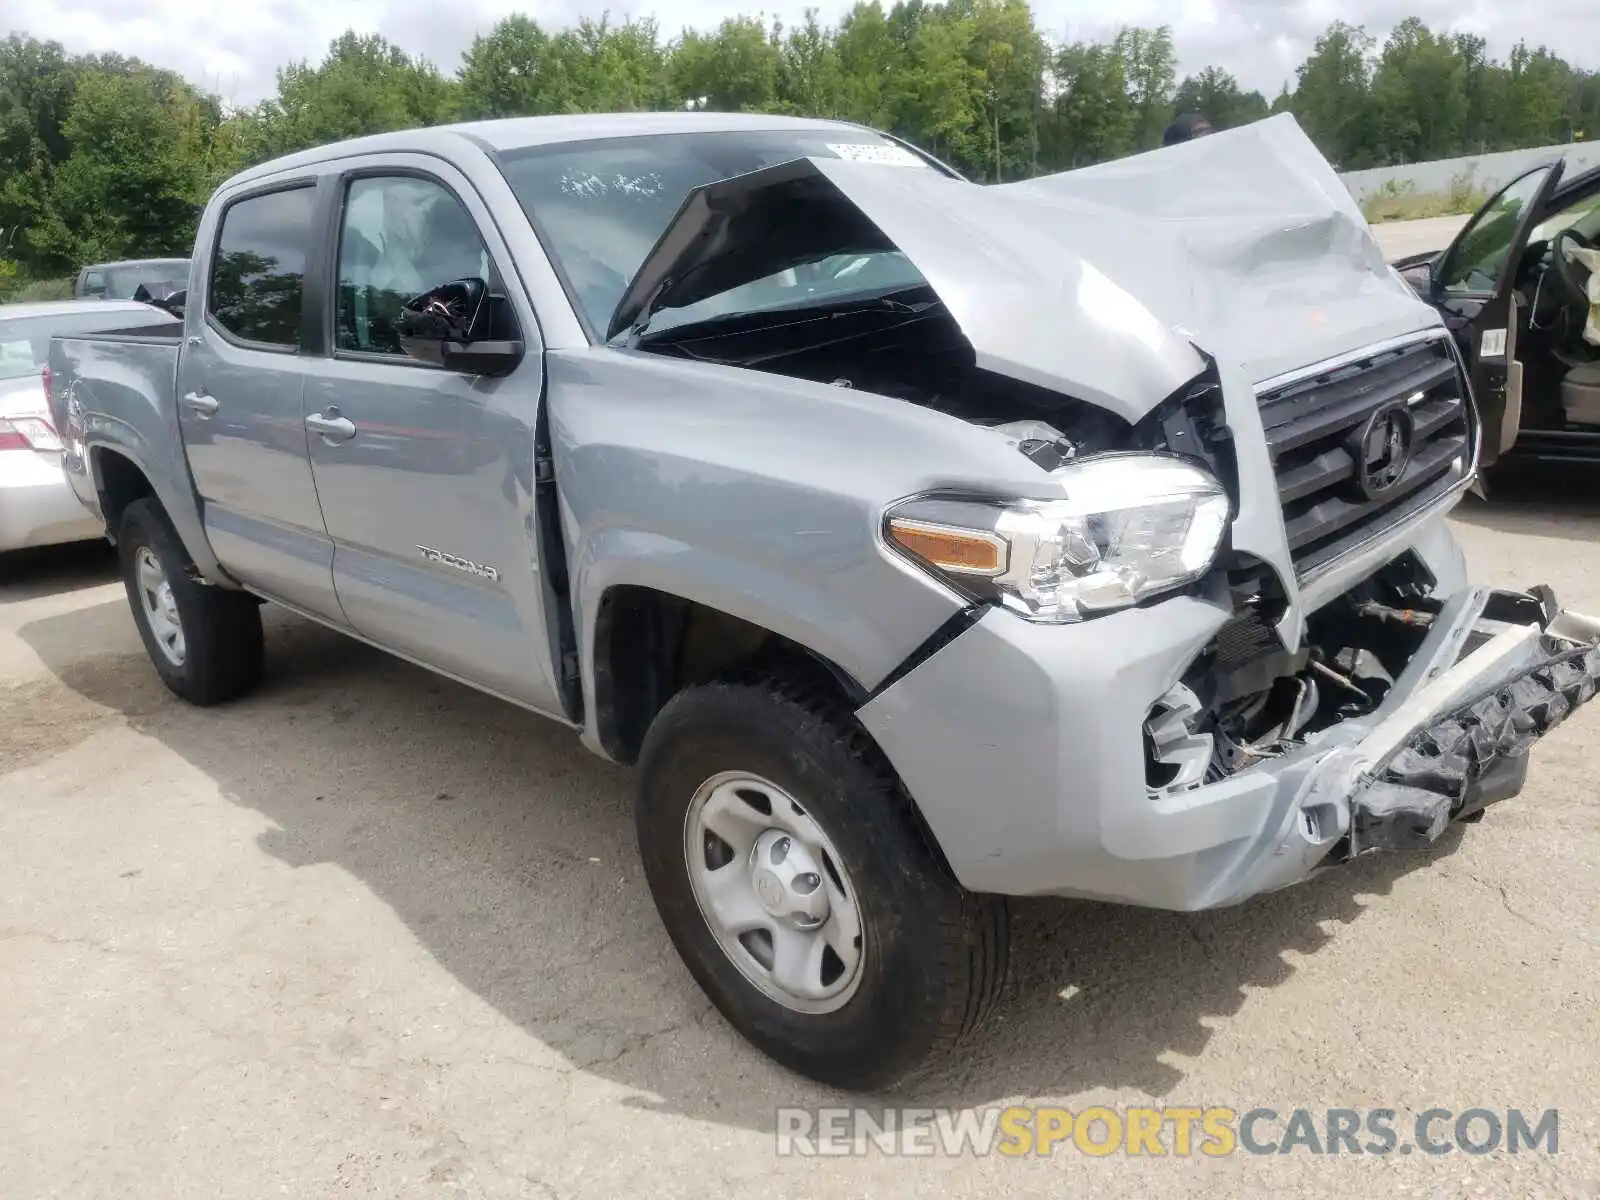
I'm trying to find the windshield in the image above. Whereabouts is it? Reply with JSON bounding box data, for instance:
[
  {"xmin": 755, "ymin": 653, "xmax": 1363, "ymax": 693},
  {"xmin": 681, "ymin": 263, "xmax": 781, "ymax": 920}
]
[
  {"xmin": 1529, "ymin": 189, "xmax": 1600, "ymax": 246},
  {"xmin": 0, "ymin": 309, "xmax": 172, "ymax": 381},
  {"xmin": 496, "ymin": 129, "xmax": 937, "ymax": 336},
  {"xmin": 1436, "ymin": 167, "xmax": 1554, "ymax": 294}
]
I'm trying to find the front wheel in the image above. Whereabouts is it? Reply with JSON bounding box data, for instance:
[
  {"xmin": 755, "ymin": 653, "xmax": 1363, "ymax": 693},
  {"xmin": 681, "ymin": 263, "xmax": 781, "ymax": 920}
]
[
  {"xmin": 636, "ymin": 677, "xmax": 1008, "ymax": 1090},
  {"xmin": 118, "ymin": 498, "xmax": 264, "ymax": 705}
]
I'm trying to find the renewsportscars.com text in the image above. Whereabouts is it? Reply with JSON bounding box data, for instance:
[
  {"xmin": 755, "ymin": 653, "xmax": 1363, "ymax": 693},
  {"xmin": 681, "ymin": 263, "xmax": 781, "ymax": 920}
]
[{"xmin": 775, "ymin": 1106, "xmax": 1560, "ymax": 1158}]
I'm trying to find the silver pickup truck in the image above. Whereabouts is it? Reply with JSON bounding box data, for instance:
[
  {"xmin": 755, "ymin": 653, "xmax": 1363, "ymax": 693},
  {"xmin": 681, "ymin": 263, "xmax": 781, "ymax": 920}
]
[{"xmin": 47, "ymin": 111, "xmax": 1600, "ymax": 1090}]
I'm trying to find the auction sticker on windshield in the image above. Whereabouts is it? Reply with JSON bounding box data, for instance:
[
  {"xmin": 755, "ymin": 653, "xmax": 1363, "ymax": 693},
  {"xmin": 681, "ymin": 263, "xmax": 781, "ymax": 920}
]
[{"xmin": 827, "ymin": 143, "xmax": 927, "ymax": 167}]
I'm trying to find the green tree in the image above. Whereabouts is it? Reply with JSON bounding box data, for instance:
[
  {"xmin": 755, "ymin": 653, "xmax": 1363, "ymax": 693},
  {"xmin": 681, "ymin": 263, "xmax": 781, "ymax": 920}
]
[
  {"xmin": 1451, "ymin": 33, "xmax": 1502, "ymax": 154},
  {"xmin": 833, "ymin": 2, "xmax": 899, "ymax": 128},
  {"xmin": 1115, "ymin": 25, "xmax": 1177, "ymax": 150},
  {"xmin": 25, "ymin": 67, "xmax": 223, "ymax": 270},
  {"xmin": 1368, "ymin": 17, "xmax": 1468, "ymax": 163},
  {"xmin": 775, "ymin": 10, "xmax": 848, "ymax": 117},
  {"xmin": 250, "ymin": 32, "xmax": 455, "ymax": 158},
  {"xmin": 1047, "ymin": 39, "xmax": 1135, "ymax": 166},
  {"xmin": 457, "ymin": 16, "xmax": 559, "ymax": 117},
  {"xmin": 1289, "ymin": 21, "xmax": 1375, "ymax": 167},
  {"xmin": 458, "ymin": 15, "xmax": 670, "ymax": 117},
  {"xmin": 1498, "ymin": 42, "xmax": 1572, "ymax": 147},
  {"xmin": 1173, "ymin": 66, "xmax": 1269, "ymax": 130},
  {"xmin": 670, "ymin": 16, "xmax": 781, "ymax": 112},
  {"xmin": 963, "ymin": 0, "xmax": 1049, "ymax": 180}
]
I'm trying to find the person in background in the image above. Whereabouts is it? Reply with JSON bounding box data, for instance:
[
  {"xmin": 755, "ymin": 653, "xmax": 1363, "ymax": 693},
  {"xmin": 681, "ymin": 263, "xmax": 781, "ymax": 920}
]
[{"xmin": 1163, "ymin": 112, "xmax": 1214, "ymax": 146}]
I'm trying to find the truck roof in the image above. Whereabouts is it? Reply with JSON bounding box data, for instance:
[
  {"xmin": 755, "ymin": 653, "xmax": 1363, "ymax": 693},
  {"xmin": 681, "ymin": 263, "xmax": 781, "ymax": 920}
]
[{"xmin": 227, "ymin": 111, "xmax": 879, "ymax": 189}]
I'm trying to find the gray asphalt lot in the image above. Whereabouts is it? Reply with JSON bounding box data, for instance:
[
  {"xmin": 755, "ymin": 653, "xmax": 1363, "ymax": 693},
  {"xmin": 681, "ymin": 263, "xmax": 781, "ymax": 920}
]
[{"xmin": 3, "ymin": 316, "xmax": 1597, "ymax": 1197}]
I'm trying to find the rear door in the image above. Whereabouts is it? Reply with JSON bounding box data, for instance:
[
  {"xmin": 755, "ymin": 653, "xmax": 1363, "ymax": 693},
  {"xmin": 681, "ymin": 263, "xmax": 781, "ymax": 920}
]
[
  {"xmin": 177, "ymin": 179, "xmax": 344, "ymax": 620},
  {"xmin": 301, "ymin": 157, "xmax": 565, "ymax": 714},
  {"xmin": 1428, "ymin": 161, "xmax": 1566, "ymax": 467}
]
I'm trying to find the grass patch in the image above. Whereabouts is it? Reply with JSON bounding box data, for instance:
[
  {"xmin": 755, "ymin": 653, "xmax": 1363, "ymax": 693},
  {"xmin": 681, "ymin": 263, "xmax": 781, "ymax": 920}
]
[
  {"xmin": 0, "ymin": 275, "xmax": 75, "ymax": 303},
  {"xmin": 1361, "ymin": 169, "xmax": 1488, "ymax": 224}
]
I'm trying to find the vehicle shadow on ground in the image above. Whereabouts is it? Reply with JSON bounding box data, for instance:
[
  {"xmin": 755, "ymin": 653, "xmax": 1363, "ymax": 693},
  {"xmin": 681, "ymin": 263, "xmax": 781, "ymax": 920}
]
[
  {"xmin": 0, "ymin": 541, "xmax": 117, "ymax": 599},
  {"xmin": 17, "ymin": 594, "xmax": 1474, "ymax": 1128}
]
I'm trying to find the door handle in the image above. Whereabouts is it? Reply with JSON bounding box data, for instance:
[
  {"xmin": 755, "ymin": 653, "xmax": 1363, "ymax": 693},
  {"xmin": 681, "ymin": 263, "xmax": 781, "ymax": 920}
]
[
  {"xmin": 181, "ymin": 391, "xmax": 219, "ymax": 417},
  {"xmin": 305, "ymin": 410, "xmax": 357, "ymax": 443}
]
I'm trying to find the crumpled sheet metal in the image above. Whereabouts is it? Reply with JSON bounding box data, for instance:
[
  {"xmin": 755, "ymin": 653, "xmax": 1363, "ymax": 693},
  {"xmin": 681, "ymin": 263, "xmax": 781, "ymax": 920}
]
[
  {"xmin": 997, "ymin": 112, "xmax": 1437, "ymax": 389},
  {"xmin": 1351, "ymin": 636, "xmax": 1600, "ymax": 853}
]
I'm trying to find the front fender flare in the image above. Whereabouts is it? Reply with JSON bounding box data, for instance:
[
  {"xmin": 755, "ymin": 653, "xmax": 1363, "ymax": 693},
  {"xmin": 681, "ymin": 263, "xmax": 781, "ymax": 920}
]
[{"xmin": 572, "ymin": 525, "xmax": 964, "ymax": 758}]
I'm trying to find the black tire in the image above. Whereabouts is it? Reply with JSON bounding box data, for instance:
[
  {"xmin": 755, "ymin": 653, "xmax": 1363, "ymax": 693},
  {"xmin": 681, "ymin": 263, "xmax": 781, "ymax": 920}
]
[
  {"xmin": 636, "ymin": 675, "xmax": 1008, "ymax": 1091},
  {"xmin": 117, "ymin": 498, "xmax": 263, "ymax": 705}
]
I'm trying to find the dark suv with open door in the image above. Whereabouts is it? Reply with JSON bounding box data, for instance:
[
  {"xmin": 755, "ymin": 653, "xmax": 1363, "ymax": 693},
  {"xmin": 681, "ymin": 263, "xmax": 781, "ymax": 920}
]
[{"xmin": 1395, "ymin": 159, "xmax": 1600, "ymax": 472}]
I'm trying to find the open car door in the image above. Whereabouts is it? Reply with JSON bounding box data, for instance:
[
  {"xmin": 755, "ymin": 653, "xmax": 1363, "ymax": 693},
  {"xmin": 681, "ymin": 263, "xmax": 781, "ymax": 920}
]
[{"xmin": 1426, "ymin": 160, "xmax": 1566, "ymax": 469}]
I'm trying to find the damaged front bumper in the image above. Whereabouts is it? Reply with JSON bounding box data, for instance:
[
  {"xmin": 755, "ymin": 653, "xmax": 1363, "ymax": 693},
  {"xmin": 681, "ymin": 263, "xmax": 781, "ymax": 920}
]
[
  {"xmin": 1339, "ymin": 598, "xmax": 1600, "ymax": 854},
  {"xmin": 857, "ymin": 569, "xmax": 1600, "ymax": 911}
]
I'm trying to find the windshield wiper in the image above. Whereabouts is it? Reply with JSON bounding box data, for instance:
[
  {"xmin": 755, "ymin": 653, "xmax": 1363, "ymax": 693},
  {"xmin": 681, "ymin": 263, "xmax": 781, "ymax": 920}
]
[{"xmin": 626, "ymin": 290, "xmax": 943, "ymax": 349}]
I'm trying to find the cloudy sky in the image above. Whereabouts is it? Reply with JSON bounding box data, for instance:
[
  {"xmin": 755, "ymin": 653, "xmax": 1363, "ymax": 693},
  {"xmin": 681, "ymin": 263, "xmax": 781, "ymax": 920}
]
[{"xmin": 12, "ymin": 0, "xmax": 1600, "ymax": 108}]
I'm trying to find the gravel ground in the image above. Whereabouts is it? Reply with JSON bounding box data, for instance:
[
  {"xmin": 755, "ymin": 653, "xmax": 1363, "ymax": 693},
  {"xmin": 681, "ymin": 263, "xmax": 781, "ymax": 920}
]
[{"xmin": 4, "ymin": 486, "xmax": 1598, "ymax": 1191}]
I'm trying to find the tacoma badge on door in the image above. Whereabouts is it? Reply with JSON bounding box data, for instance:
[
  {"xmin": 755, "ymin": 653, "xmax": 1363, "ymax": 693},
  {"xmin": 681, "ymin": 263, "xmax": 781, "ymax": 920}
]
[{"xmin": 416, "ymin": 545, "xmax": 501, "ymax": 582}]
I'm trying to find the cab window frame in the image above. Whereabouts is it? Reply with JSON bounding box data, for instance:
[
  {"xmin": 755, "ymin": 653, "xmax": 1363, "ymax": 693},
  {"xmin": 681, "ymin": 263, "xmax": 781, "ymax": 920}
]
[
  {"xmin": 326, "ymin": 166, "xmax": 518, "ymax": 371},
  {"xmin": 1433, "ymin": 164, "xmax": 1558, "ymax": 300},
  {"xmin": 203, "ymin": 178, "xmax": 323, "ymax": 355}
]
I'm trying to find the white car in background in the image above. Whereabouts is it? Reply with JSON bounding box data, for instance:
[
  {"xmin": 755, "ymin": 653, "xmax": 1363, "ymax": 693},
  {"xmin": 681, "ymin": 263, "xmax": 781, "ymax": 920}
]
[{"xmin": 1, "ymin": 299, "xmax": 179, "ymax": 554}]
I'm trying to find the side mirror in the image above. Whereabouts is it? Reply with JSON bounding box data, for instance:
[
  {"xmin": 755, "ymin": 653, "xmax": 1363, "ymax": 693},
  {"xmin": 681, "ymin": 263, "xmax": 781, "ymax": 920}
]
[
  {"xmin": 1399, "ymin": 261, "xmax": 1432, "ymax": 295},
  {"xmin": 397, "ymin": 277, "xmax": 523, "ymax": 377}
]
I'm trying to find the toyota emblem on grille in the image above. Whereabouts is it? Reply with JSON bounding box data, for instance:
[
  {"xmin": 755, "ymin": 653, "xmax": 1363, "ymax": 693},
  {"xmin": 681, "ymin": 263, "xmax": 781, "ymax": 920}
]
[{"xmin": 1351, "ymin": 402, "xmax": 1415, "ymax": 500}]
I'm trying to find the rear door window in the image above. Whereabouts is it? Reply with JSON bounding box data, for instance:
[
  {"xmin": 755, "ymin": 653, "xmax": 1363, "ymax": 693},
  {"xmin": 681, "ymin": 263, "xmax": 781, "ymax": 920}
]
[{"xmin": 207, "ymin": 186, "xmax": 317, "ymax": 348}]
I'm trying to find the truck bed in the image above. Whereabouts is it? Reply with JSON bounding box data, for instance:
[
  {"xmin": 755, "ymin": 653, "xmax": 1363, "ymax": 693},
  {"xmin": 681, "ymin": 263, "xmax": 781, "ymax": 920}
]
[
  {"xmin": 46, "ymin": 328, "xmax": 184, "ymax": 464},
  {"xmin": 63, "ymin": 320, "xmax": 185, "ymax": 345}
]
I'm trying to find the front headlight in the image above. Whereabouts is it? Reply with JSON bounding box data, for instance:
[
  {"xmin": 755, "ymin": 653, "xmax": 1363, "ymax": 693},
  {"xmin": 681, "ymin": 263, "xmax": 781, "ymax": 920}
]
[{"xmin": 883, "ymin": 453, "xmax": 1231, "ymax": 623}]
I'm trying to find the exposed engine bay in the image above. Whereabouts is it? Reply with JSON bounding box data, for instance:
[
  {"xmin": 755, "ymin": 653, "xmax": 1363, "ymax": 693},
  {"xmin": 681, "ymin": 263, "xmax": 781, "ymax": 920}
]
[
  {"xmin": 633, "ymin": 290, "xmax": 1133, "ymax": 469},
  {"xmin": 1146, "ymin": 553, "xmax": 1450, "ymax": 794},
  {"xmin": 632, "ymin": 264, "xmax": 1491, "ymax": 799}
]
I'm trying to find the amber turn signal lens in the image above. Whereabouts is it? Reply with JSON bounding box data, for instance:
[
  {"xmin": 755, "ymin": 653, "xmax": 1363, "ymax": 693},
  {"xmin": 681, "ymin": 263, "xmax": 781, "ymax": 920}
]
[{"xmin": 886, "ymin": 518, "xmax": 1006, "ymax": 575}]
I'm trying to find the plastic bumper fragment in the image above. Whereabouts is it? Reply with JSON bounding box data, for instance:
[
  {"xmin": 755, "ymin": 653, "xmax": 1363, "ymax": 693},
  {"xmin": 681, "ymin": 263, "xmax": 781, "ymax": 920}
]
[{"xmin": 1350, "ymin": 632, "xmax": 1600, "ymax": 854}]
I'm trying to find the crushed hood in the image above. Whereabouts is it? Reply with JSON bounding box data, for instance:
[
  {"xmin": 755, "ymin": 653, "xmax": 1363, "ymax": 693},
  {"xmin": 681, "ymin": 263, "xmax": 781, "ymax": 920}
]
[
  {"xmin": 996, "ymin": 113, "xmax": 1440, "ymax": 388},
  {"xmin": 609, "ymin": 113, "xmax": 1441, "ymax": 426}
]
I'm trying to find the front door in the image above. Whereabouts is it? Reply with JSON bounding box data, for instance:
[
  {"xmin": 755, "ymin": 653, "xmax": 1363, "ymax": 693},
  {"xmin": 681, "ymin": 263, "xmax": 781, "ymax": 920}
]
[
  {"xmin": 177, "ymin": 180, "xmax": 343, "ymax": 619},
  {"xmin": 1428, "ymin": 161, "xmax": 1567, "ymax": 468},
  {"xmin": 302, "ymin": 160, "xmax": 565, "ymax": 714}
]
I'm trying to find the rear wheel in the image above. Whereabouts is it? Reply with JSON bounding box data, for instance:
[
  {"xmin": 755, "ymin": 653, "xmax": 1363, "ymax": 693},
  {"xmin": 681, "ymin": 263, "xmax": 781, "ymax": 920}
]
[
  {"xmin": 118, "ymin": 498, "xmax": 263, "ymax": 705},
  {"xmin": 635, "ymin": 676, "xmax": 1008, "ymax": 1090}
]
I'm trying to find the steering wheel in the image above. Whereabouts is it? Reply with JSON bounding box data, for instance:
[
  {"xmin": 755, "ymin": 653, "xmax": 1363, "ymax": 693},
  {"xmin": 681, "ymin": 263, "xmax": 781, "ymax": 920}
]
[{"xmin": 1550, "ymin": 227, "xmax": 1596, "ymax": 306}]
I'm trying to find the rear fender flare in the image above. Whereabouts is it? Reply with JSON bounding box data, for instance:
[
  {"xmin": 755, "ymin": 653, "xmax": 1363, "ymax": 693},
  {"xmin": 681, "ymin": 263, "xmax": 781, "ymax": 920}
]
[{"xmin": 86, "ymin": 427, "xmax": 233, "ymax": 587}]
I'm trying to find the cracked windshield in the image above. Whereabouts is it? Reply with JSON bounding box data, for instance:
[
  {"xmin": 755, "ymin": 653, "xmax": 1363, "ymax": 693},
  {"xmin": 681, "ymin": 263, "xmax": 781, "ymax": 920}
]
[{"xmin": 498, "ymin": 131, "xmax": 933, "ymax": 335}]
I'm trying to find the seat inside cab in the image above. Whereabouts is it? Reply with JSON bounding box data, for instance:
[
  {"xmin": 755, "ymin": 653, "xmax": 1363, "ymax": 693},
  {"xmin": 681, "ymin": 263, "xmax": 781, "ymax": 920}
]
[{"xmin": 1515, "ymin": 190, "xmax": 1600, "ymax": 429}]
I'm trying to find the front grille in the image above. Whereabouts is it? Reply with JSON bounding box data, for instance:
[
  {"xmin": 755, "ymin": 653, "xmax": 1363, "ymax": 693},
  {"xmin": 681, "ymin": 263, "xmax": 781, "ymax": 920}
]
[{"xmin": 1257, "ymin": 332, "xmax": 1473, "ymax": 577}]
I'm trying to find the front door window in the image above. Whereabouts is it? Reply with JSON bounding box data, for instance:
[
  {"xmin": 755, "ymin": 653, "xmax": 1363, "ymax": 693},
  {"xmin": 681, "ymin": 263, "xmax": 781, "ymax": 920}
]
[
  {"xmin": 335, "ymin": 176, "xmax": 493, "ymax": 356},
  {"xmin": 1436, "ymin": 166, "xmax": 1557, "ymax": 296}
]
